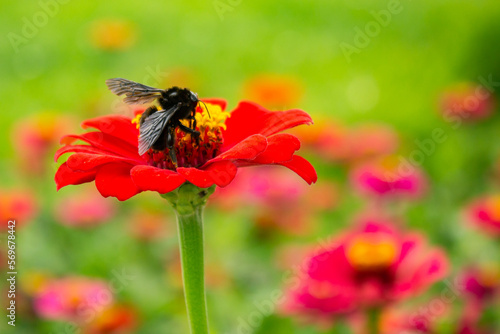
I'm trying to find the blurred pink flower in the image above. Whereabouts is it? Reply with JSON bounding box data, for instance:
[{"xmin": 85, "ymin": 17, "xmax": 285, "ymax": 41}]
[
  {"xmin": 380, "ymin": 306, "xmax": 436, "ymax": 334},
  {"xmin": 33, "ymin": 277, "xmax": 112, "ymax": 324},
  {"xmin": 212, "ymin": 166, "xmax": 337, "ymax": 235},
  {"xmin": 243, "ymin": 74, "xmax": 303, "ymax": 108},
  {"xmin": 440, "ymin": 82, "xmax": 496, "ymax": 122},
  {"xmin": 460, "ymin": 264, "xmax": 500, "ymax": 305},
  {"xmin": 455, "ymin": 264, "xmax": 500, "ymax": 334},
  {"xmin": 0, "ymin": 189, "xmax": 38, "ymax": 230},
  {"xmin": 281, "ymin": 219, "xmax": 448, "ymax": 326},
  {"xmin": 465, "ymin": 195, "xmax": 500, "ymax": 237},
  {"xmin": 350, "ymin": 156, "xmax": 427, "ymax": 199},
  {"xmin": 11, "ymin": 112, "xmax": 73, "ymax": 175},
  {"xmin": 54, "ymin": 189, "xmax": 116, "ymax": 227},
  {"xmin": 458, "ymin": 323, "xmax": 487, "ymax": 334}
]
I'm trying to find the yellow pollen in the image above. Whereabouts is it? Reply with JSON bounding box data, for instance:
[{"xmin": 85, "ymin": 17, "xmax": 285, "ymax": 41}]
[
  {"xmin": 131, "ymin": 114, "xmax": 141, "ymax": 129},
  {"xmin": 486, "ymin": 195, "xmax": 500, "ymax": 221},
  {"xmin": 346, "ymin": 235, "xmax": 398, "ymax": 270},
  {"xmin": 195, "ymin": 102, "xmax": 231, "ymax": 131}
]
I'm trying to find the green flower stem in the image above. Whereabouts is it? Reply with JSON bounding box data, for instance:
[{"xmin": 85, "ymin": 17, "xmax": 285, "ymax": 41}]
[
  {"xmin": 162, "ymin": 183, "xmax": 215, "ymax": 334},
  {"xmin": 367, "ymin": 308, "xmax": 381, "ymax": 334}
]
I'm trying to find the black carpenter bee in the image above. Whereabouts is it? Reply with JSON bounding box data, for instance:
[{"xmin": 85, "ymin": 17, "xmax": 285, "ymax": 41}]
[{"xmin": 106, "ymin": 78, "xmax": 205, "ymax": 165}]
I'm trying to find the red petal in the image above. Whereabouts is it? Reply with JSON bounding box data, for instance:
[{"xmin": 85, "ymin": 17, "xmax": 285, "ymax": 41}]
[
  {"xmin": 82, "ymin": 115, "xmax": 138, "ymax": 146},
  {"xmin": 209, "ymin": 134, "xmax": 267, "ymax": 164},
  {"xmin": 222, "ymin": 101, "xmax": 313, "ymax": 149},
  {"xmin": 278, "ymin": 155, "xmax": 318, "ymax": 185},
  {"xmin": 251, "ymin": 133, "xmax": 300, "ymax": 164},
  {"xmin": 201, "ymin": 98, "xmax": 227, "ymax": 111},
  {"xmin": 177, "ymin": 161, "xmax": 237, "ymax": 188},
  {"xmin": 95, "ymin": 163, "xmax": 141, "ymax": 201},
  {"xmin": 55, "ymin": 162, "xmax": 96, "ymax": 190},
  {"xmin": 55, "ymin": 145, "xmax": 118, "ymax": 162},
  {"xmin": 61, "ymin": 132, "xmax": 141, "ymax": 160},
  {"xmin": 67, "ymin": 153, "xmax": 139, "ymax": 171},
  {"xmin": 131, "ymin": 165, "xmax": 185, "ymax": 194}
]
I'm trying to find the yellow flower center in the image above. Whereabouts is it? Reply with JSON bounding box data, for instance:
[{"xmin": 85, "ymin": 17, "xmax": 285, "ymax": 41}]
[{"xmin": 346, "ymin": 235, "xmax": 398, "ymax": 270}]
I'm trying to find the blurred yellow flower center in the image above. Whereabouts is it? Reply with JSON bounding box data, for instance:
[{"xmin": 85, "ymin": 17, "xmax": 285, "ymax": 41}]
[
  {"xmin": 346, "ymin": 235, "xmax": 398, "ymax": 270},
  {"xmin": 379, "ymin": 156, "xmax": 400, "ymax": 174},
  {"xmin": 478, "ymin": 264, "xmax": 500, "ymax": 287}
]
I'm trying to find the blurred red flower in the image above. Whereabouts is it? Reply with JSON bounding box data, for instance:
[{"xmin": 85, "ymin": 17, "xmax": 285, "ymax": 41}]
[
  {"xmin": 465, "ymin": 195, "xmax": 500, "ymax": 237},
  {"xmin": 281, "ymin": 219, "xmax": 448, "ymax": 326},
  {"xmin": 85, "ymin": 304, "xmax": 138, "ymax": 334},
  {"xmin": 55, "ymin": 100, "xmax": 316, "ymax": 200},
  {"xmin": 127, "ymin": 209, "xmax": 170, "ymax": 241},
  {"xmin": 243, "ymin": 74, "xmax": 303, "ymax": 108},
  {"xmin": 293, "ymin": 121, "xmax": 399, "ymax": 164},
  {"xmin": 11, "ymin": 112, "xmax": 73, "ymax": 175},
  {"xmin": 54, "ymin": 188, "xmax": 116, "ymax": 227},
  {"xmin": 350, "ymin": 156, "xmax": 427, "ymax": 200},
  {"xmin": 0, "ymin": 189, "xmax": 38, "ymax": 230},
  {"xmin": 440, "ymin": 82, "xmax": 496, "ymax": 122}
]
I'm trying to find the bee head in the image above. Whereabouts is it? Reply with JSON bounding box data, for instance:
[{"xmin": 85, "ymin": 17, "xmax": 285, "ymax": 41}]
[{"xmin": 189, "ymin": 91, "xmax": 198, "ymax": 102}]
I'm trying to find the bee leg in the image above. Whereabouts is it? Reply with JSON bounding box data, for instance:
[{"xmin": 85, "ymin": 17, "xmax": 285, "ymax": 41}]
[
  {"xmin": 167, "ymin": 128, "xmax": 177, "ymax": 168},
  {"xmin": 190, "ymin": 112, "xmax": 197, "ymax": 130},
  {"xmin": 140, "ymin": 106, "xmax": 157, "ymax": 125},
  {"xmin": 177, "ymin": 121, "xmax": 200, "ymax": 144}
]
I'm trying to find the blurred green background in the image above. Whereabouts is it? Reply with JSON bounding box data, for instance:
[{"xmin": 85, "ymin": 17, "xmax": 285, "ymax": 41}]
[{"xmin": 1, "ymin": 0, "xmax": 500, "ymax": 333}]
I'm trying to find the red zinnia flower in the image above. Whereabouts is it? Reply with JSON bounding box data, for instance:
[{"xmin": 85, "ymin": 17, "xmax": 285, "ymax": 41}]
[
  {"xmin": 281, "ymin": 218, "xmax": 448, "ymax": 326},
  {"xmin": 55, "ymin": 100, "xmax": 317, "ymax": 200}
]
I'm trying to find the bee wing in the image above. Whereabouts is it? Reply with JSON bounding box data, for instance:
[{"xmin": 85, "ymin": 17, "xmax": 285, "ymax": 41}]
[
  {"xmin": 138, "ymin": 103, "xmax": 181, "ymax": 156},
  {"xmin": 106, "ymin": 78, "xmax": 164, "ymax": 105}
]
